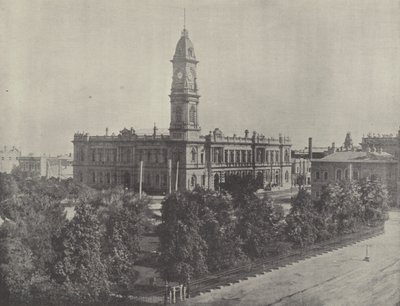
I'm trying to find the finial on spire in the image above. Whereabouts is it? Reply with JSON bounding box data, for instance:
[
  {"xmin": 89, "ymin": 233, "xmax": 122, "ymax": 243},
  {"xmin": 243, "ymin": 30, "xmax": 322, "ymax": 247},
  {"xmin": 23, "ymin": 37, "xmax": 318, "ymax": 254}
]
[{"xmin": 180, "ymin": 8, "xmax": 188, "ymax": 37}]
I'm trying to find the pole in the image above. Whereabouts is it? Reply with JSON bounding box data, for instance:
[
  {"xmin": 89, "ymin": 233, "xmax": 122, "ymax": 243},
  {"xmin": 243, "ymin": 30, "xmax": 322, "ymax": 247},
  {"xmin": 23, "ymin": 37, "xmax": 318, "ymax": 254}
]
[
  {"xmin": 175, "ymin": 161, "xmax": 179, "ymax": 191},
  {"xmin": 168, "ymin": 159, "xmax": 172, "ymax": 194},
  {"xmin": 139, "ymin": 160, "xmax": 143, "ymax": 199},
  {"xmin": 363, "ymin": 245, "xmax": 370, "ymax": 262},
  {"xmin": 164, "ymin": 281, "xmax": 168, "ymax": 306}
]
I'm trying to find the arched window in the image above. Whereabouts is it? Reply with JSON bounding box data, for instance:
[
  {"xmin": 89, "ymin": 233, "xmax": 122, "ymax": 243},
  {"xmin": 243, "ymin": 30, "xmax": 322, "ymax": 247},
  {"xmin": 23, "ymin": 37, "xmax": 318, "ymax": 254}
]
[
  {"xmin": 175, "ymin": 106, "xmax": 182, "ymax": 122},
  {"xmin": 285, "ymin": 171, "xmax": 289, "ymax": 182},
  {"xmin": 147, "ymin": 150, "xmax": 151, "ymax": 162},
  {"xmin": 80, "ymin": 148, "xmax": 85, "ymax": 161},
  {"xmin": 324, "ymin": 171, "xmax": 328, "ymax": 181},
  {"xmin": 275, "ymin": 170, "xmax": 280, "ymax": 185},
  {"xmin": 188, "ymin": 47, "xmax": 194, "ymax": 57},
  {"xmin": 191, "ymin": 147, "xmax": 197, "ymax": 162},
  {"xmin": 315, "ymin": 171, "xmax": 320, "ymax": 180},
  {"xmin": 106, "ymin": 172, "xmax": 111, "ymax": 184},
  {"xmin": 336, "ymin": 169, "xmax": 342, "ymax": 181},
  {"xmin": 345, "ymin": 169, "xmax": 349, "ymax": 180},
  {"xmin": 214, "ymin": 173, "xmax": 220, "ymax": 190},
  {"xmin": 78, "ymin": 171, "xmax": 83, "ymax": 182},
  {"xmin": 189, "ymin": 106, "xmax": 196, "ymax": 124},
  {"xmin": 191, "ymin": 174, "xmax": 197, "ymax": 187},
  {"xmin": 353, "ymin": 170, "xmax": 359, "ymax": 180}
]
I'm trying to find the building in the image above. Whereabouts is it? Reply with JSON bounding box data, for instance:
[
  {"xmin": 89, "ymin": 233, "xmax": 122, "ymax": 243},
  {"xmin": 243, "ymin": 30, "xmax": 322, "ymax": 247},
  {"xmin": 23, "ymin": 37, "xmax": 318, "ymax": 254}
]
[
  {"xmin": 361, "ymin": 133, "xmax": 399, "ymax": 158},
  {"xmin": 311, "ymin": 131, "xmax": 400, "ymax": 205},
  {"xmin": 72, "ymin": 27, "xmax": 292, "ymax": 193},
  {"xmin": 291, "ymin": 138, "xmax": 333, "ymax": 187},
  {"xmin": 18, "ymin": 154, "xmax": 73, "ymax": 179},
  {"xmin": 0, "ymin": 146, "xmax": 21, "ymax": 174}
]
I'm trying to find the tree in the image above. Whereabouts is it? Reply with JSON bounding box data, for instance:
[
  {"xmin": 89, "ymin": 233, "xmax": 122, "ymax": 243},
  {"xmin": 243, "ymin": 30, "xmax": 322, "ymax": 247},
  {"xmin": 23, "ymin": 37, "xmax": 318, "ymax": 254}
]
[
  {"xmin": 335, "ymin": 180, "xmax": 362, "ymax": 233},
  {"xmin": 359, "ymin": 178, "xmax": 389, "ymax": 225},
  {"xmin": 53, "ymin": 201, "xmax": 109, "ymax": 303},
  {"xmin": 96, "ymin": 187, "xmax": 150, "ymax": 293},
  {"xmin": 157, "ymin": 191, "xmax": 208, "ymax": 283},
  {"xmin": 236, "ymin": 194, "xmax": 285, "ymax": 258},
  {"xmin": 196, "ymin": 188, "xmax": 247, "ymax": 272},
  {"xmin": 285, "ymin": 189, "xmax": 319, "ymax": 246},
  {"xmin": 220, "ymin": 175, "xmax": 258, "ymax": 208}
]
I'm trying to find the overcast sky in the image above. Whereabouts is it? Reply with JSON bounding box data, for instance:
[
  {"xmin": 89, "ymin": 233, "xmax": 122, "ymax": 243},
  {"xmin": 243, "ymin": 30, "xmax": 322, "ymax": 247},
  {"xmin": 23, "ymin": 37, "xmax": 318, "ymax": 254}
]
[{"xmin": 1, "ymin": 0, "xmax": 399, "ymax": 155}]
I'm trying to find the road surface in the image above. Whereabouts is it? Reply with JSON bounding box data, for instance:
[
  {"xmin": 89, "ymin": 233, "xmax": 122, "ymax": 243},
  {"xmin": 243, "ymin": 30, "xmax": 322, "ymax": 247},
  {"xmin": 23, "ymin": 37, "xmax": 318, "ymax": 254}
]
[{"xmin": 187, "ymin": 211, "xmax": 400, "ymax": 306}]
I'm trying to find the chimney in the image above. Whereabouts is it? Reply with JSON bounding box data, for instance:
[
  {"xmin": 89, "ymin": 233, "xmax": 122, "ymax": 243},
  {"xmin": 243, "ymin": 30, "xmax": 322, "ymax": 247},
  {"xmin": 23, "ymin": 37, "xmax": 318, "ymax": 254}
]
[
  {"xmin": 105, "ymin": 127, "xmax": 109, "ymax": 136},
  {"xmin": 308, "ymin": 137, "xmax": 312, "ymax": 160}
]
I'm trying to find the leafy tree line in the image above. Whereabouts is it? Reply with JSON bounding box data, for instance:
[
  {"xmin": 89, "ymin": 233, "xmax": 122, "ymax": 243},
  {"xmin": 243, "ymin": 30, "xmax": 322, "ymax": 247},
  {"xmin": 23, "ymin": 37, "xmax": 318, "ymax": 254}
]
[
  {"xmin": 0, "ymin": 173, "xmax": 151, "ymax": 305},
  {"xmin": 158, "ymin": 177, "xmax": 389, "ymax": 284}
]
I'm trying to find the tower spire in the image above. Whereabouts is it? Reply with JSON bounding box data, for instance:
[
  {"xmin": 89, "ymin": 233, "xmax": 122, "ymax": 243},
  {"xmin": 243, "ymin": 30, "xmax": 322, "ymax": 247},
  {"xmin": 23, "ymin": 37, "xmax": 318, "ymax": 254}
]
[{"xmin": 184, "ymin": 8, "xmax": 186, "ymax": 29}]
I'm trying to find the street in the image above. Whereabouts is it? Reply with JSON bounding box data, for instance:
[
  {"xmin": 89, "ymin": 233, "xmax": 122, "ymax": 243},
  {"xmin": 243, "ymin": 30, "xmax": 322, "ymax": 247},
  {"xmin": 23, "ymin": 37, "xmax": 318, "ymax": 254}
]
[{"xmin": 187, "ymin": 211, "xmax": 400, "ymax": 306}]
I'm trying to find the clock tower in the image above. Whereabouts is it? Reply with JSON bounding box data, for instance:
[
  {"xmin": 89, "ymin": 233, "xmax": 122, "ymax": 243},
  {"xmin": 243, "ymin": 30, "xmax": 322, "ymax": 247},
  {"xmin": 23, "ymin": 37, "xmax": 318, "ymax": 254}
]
[{"xmin": 169, "ymin": 28, "xmax": 201, "ymax": 141}]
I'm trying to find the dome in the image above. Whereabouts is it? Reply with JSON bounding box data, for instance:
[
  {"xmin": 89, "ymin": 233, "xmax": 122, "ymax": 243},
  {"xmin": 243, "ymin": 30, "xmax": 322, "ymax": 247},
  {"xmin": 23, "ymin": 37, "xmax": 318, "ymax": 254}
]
[{"xmin": 173, "ymin": 29, "xmax": 196, "ymax": 60}]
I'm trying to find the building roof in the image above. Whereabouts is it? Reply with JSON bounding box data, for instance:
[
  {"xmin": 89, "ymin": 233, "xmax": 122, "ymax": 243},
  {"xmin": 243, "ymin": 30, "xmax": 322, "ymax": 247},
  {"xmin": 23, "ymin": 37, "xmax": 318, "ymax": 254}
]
[
  {"xmin": 173, "ymin": 29, "xmax": 196, "ymax": 60},
  {"xmin": 314, "ymin": 151, "xmax": 396, "ymax": 163}
]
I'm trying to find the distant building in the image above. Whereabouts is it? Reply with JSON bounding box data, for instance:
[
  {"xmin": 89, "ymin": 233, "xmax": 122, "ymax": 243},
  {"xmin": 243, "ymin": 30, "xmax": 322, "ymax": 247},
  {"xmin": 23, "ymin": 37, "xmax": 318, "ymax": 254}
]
[
  {"xmin": 18, "ymin": 154, "xmax": 73, "ymax": 179},
  {"xmin": 0, "ymin": 146, "xmax": 21, "ymax": 174},
  {"xmin": 292, "ymin": 138, "xmax": 333, "ymax": 187},
  {"xmin": 361, "ymin": 133, "xmax": 398, "ymax": 158},
  {"xmin": 311, "ymin": 150, "xmax": 397, "ymax": 199},
  {"xmin": 73, "ymin": 27, "xmax": 292, "ymax": 193},
  {"xmin": 311, "ymin": 131, "xmax": 400, "ymax": 206}
]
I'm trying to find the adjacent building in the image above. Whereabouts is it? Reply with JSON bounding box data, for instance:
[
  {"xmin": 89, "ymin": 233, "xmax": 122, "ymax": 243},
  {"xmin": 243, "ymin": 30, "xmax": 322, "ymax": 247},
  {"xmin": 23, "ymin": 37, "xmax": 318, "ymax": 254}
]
[
  {"xmin": 311, "ymin": 131, "xmax": 400, "ymax": 206},
  {"xmin": 0, "ymin": 146, "xmax": 21, "ymax": 174},
  {"xmin": 18, "ymin": 154, "xmax": 73, "ymax": 179},
  {"xmin": 72, "ymin": 27, "xmax": 292, "ymax": 193}
]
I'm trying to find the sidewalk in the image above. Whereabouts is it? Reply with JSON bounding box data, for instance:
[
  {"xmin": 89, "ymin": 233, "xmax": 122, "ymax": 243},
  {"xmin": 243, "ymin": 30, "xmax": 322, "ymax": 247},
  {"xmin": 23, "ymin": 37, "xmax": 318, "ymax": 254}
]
[{"xmin": 187, "ymin": 211, "xmax": 400, "ymax": 306}]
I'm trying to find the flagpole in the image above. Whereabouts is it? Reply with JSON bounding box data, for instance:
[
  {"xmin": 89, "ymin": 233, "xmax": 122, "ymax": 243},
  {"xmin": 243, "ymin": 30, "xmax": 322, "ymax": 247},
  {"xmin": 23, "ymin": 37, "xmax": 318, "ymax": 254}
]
[
  {"xmin": 168, "ymin": 159, "xmax": 172, "ymax": 194},
  {"xmin": 175, "ymin": 161, "xmax": 179, "ymax": 191},
  {"xmin": 139, "ymin": 160, "xmax": 143, "ymax": 199}
]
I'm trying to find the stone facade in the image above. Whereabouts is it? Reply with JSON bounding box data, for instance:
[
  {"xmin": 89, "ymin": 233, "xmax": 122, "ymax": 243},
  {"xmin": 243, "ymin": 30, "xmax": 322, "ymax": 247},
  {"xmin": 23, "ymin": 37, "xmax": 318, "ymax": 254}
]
[
  {"xmin": 73, "ymin": 28, "xmax": 292, "ymax": 193},
  {"xmin": 0, "ymin": 146, "xmax": 21, "ymax": 174},
  {"xmin": 361, "ymin": 133, "xmax": 398, "ymax": 157},
  {"xmin": 311, "ymin": 151, "xmax": 397, "ymax": 200}
]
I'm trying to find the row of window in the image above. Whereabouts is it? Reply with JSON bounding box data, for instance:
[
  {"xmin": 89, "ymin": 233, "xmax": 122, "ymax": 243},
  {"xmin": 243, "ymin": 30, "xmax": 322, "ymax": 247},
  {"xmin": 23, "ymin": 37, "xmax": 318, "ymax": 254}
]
[
  {"xmin": 1, "ymin": 156, "xmax": 17, "ymax": 161},
  {"xmin": 79, "ymin": 171, "xmax": 168, "ymax": 188},
  {"xmin": 78, "ymin": 148, "xmax": 170, "ymax": 165},
  {"xmin": 20, "ymin": 162, "xmax": 40, "ymax": 171},
  {"xmin": 314, "ymin": 169, "xmax": 361, "ymax": 181},
  {"xmin": 210, "ymin": 148, "xmax": 289, "ymax": 164}
]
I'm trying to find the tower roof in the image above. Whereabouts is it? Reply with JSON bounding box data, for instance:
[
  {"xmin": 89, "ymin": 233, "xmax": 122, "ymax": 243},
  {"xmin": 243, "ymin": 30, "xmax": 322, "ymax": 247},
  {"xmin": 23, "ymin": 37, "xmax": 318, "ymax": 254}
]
[{"xmin": 173, "ymin": 29, "xmax": 196, "ymax": 61}]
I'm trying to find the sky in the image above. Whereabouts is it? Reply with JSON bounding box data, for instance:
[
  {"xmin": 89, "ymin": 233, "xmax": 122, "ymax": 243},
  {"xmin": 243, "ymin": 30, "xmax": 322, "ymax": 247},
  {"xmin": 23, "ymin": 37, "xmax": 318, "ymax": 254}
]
[{"xmin": 0, "ymin": 0, "xmax": 399, "ymax": 155}]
